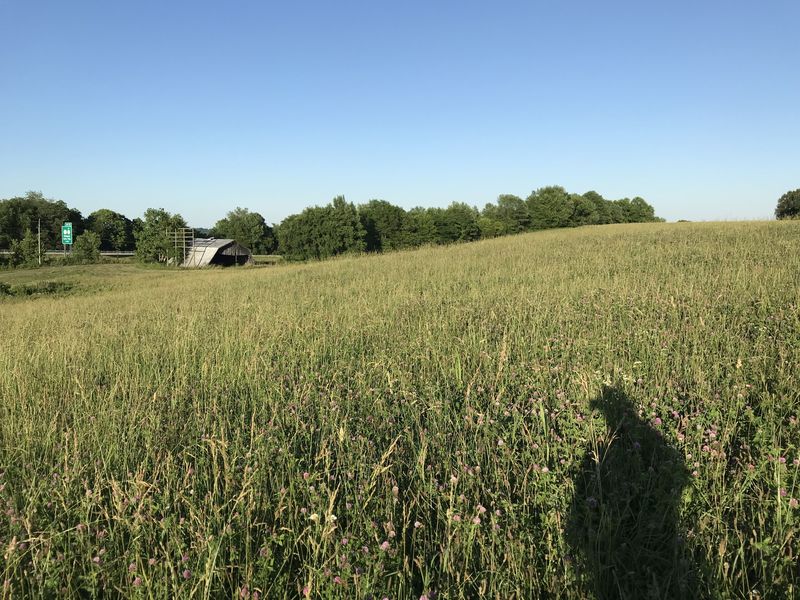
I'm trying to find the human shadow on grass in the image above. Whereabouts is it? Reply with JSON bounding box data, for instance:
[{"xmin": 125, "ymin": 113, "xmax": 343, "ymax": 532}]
[{"xmin": 566, "ymin": 384, "xmax": 704, "ymax": 599}]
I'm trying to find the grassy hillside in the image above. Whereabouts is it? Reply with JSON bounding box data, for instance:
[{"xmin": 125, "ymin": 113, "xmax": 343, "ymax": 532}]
[{"xmin": 1, "ymin": 222, "xmax": 798, "ymax": 598}]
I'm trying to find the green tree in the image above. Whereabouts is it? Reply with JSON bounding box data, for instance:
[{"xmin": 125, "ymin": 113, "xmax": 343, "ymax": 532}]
[
  {"xmin": 358, "ymin": 200, "xmax": 409, "ymax": 252},
  {"xmin": 86, "ymin": 209, "xmax": 134, "ymax": 251},
  {"xmin": 211, "ymin": 207, "xmax": 276, "ymax": 254},
  {"xmin": 526, "ymin": 186, "xmax": 575, "ymax": 230},
  {"xmin": 73, "ymin": 231, "xmax": 101, "ymax": 262},
  {"xmin": 494, "ymin": 194, "xmax": 531, "ymax": 233},
  {"xmin": 0, "ymin": 191, "xmax": 83, "ymax": 250},
  {"xmin": 276, "ymin": 197, "xmax": 365, "ymax": 261},
  {"xmin": 583, "ymin": 191, "xmax": 612, "ymax": 224},
  {"xmin": 430, "ymin": 203, "xmax": 481, "ymax": 244},
  {"xmin": 478, "ymin": 203, "xmax": 509, "ymax": 239},
  {"xmin": 9, "ymin": 229, "xmax": 39, "ymax": 267},
  {"xmin": 403, "ymin": 207, "xmax": 438, "ymax": 247},
  {"xmin": 775, "ymin": 189, "xmax": 800, "ymax": 220},
  {"xmin": 571, "ymin": 194, "xmax": 600, "ymax": 226},
  {"xmin": 134, "ymin": 208, "xmax": 188, "ymax": 263},
  {"xmin": 627, "ymin": 197, "xmax": 658, "ymax": 222}
]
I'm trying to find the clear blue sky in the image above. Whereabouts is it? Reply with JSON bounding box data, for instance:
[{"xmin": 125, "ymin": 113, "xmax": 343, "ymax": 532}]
[{"xmin": 1, "ymin": 0, "xmax": 797, "ymax": 226}]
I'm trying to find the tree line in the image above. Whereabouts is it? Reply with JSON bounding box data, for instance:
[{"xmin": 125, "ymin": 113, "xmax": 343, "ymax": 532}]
[{"xmin": 0, "ymin": 187, "xmax": 663, "ymax": 266}]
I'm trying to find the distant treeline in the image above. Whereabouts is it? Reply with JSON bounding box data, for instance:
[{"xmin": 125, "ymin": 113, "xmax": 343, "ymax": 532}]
[{"xmin": 0, "ymin": 187, "xmax": 661, "ymax": 265}]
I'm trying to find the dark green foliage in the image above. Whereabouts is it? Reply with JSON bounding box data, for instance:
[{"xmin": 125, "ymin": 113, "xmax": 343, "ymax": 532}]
[
  {"xmin": 775, "ymin": 189, "xmax": 800, "ymax": 220},
  {"xmin": 277, "ymin": 196, "xmax": 366, "ymax": 261},
  {"xmin": 583, "ymin": 191, "xmax": 612, "ymax": 224},
  {"xmin": 429, "ymin": 203, "xmax": 481, "ymax": 244},
  {"xmin": 527, "ymin": 186, "xmax": 575, "ymax": 229},
  {"xmin": 399, "ymin": 207, "xmax": 434, "ymax": 247},
  {"xmin": 72, "ymin": 231, "xmax": 102, "ymax": 263},
  {"xmin": 275, "ymin": 188, "xmax": 660, "ymax": 261},
  {"xmin": 485, "ymin": 194, "xmax": 530, "ymax": 234},
  {"xmin": 359, "ymin": 200, "xmax": 409, "ymax": 252},
  {"xmin": 1, "ymin": 185, "xmax": 662, "ymax": 266},
  {"xmin": 571, "ymin": 194, "xmax": 599, "ymax": 226},
  {"xmin": 0, "ymin": 280, "xmax": 73, "ymax": 296},
  {"xmin": 477, "ymin": 213, "xmax": 508, "ymax": 238},
  {"xmin": 0, "ymin": 191, "xmax": 83, "ymax": 250},
  {"xmin": 133, "ymin": 208, "xmax": 188, "ymax": 263},
  {"xmin": 86, "ymin": 209, "xmax": 134, "ymax": 251},
  {"xmin": 211, "ymin": 207, "xmax": 276, "ymax": 254},
  {"xmin": 9, "ymin": 229, "xmax": 39, "ymax": 267}
]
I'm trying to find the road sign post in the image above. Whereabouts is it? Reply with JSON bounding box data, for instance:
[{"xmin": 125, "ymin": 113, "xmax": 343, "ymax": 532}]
[{"xmin": 62, "ymin": 222, "xmax": 73, "ymax": 255}]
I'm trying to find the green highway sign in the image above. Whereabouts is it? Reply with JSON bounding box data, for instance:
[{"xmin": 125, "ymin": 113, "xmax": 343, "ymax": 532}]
[{"xmin": 61, "ymin": 222, "xmax": 73, "ymax": 245}]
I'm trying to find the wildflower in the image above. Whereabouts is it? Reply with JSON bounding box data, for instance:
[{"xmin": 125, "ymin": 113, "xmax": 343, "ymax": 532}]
[
  {"xmin": 148, "ymin": 558, "xmax": 157, "ymax": 566},
  {"xmin": 333, "ymin": 576, "xmax": 343, "ymax": 584},
  {"xmin": 392, "ymin": 485, "xmax": 399, "ymax": 497},
  {"xmin": 133, "ymin": 577, "xmax": 142, "ymax": 587},
  {"xmin": 653, "ymin": 417, "xmax": 663, "ymax": 426},
  {"xmin": 309, "ymin": 513, "xmax": 320, "ymax": 523},
  {"xmin": 92, "ymin": 556, "xmax": 101, "ymax": 565},
  {"xmin": 302, "ymin": 585, "xmax": 310, "ymax": 597},
  {"xmin": 789, "ymin": 498, "xmax": 799, "ymax": 509},
  {"xmin": 128, "ymin": 562, "xmax": 136, "ymax": 573},
  {"xmin": 420, "ymin": 595, "xmax": 430, "ymax": 600},
  {"xmin": 302, "ymin": 472, "xmax": 310, "ymax": 481},
  {"xmin": 341, "ymin": 537, "xmax": 348, "ymax": 545},
  {"xmin": 240, "ymin": 585, "xmax": 250, "ymax": 598},
  {"xmin": 477, "ymin": 504, "xmax": 487, "ymax": 514},
  {"xmin": 472, "ymin": 516, "xmax": 481, "ymax": 525},
  {"xmin": 414, "ymin": 521, "xmax": 423, "ymax": 529},
  {"xmin": 181, "ymin": 554, "xmax": 189, "ymax": 563},
  {"xmin": 780, "ymin": 488, "xmax": 788, "ymax": 497},
  {"xmin": 380, "ymin": 541, "xmax": 390, "ymax": 551},
  {"xmin": 541, "ymin": 466, "xmax": 550, "ymax": 473},
  {"xmin": 779, "ymin": 457, "xmax": 787, "ymax": 464},
  {"xmin": 452, "ymin": 514, "xmax": 462, "ymax": 522},
  {"xmin": 182, "ymin": 569, "xmax": 192, "ymax": 579}
]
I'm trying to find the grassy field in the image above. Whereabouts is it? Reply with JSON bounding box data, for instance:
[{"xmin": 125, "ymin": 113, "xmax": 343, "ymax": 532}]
[{"xmin": 1, "ymin": 222, "xmax": 799, "ymax": 599}]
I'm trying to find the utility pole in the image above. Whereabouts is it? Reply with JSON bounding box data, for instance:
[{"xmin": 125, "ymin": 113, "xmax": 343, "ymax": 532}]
[{"xmin": 37, "ymin": 218, "xmax": 42, "ymax": 266}]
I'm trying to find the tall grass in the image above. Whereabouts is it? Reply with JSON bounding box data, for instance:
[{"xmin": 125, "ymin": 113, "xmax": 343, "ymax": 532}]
[{"xmin": 1, "ymin": 222, "xmax": 798, "ymax": 598}]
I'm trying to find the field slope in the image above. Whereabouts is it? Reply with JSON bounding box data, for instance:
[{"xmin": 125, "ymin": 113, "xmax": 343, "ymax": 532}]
[{"xmin": 1, "ymin": 222, "xmax": 799, "ymax": 598}]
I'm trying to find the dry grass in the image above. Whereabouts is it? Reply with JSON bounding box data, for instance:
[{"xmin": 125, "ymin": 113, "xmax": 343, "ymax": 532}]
[{"xmin": 1, "ymin": 221, "xmax": 798, "ymax": 598}]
